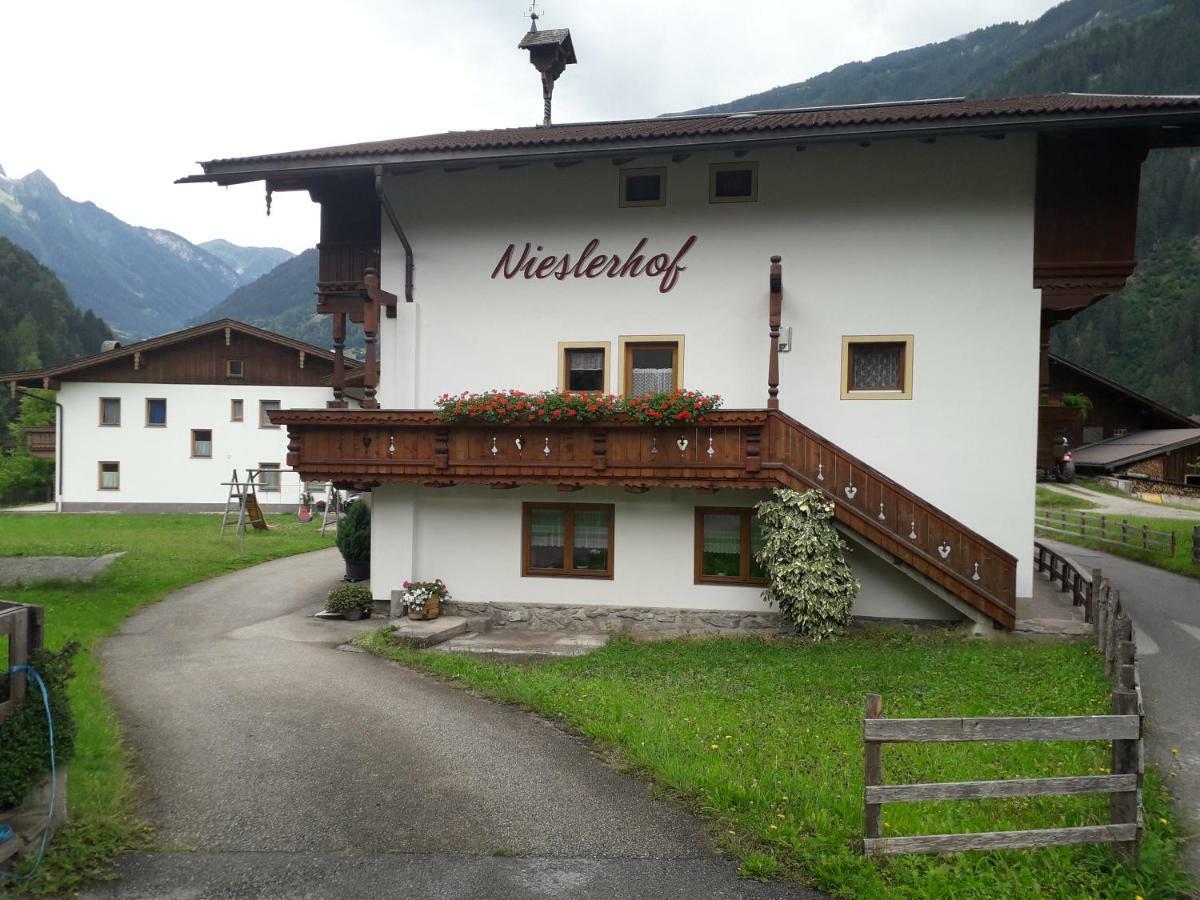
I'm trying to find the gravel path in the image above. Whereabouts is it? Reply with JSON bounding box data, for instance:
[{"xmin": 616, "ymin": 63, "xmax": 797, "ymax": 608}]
[{"xmin": 82, "ymin": 548, "xmax": 819, "ymax": 899}]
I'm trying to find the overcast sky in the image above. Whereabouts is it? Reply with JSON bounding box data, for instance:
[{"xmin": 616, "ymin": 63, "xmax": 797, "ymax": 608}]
[{"xmin": 3, "ymin": 0, "xmax": 1056, "ymax": 254}]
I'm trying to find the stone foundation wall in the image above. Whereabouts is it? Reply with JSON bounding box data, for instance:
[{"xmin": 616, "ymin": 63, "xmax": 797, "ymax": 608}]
[{"xmin": 442, "ymin": 600, "xmax": 789, "ymax": 636}]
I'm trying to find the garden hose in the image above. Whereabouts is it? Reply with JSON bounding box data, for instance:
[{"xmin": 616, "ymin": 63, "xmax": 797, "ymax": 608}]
[{"xmin": 0, "ymin": 664, "xmax": 56, "ymax": 881}]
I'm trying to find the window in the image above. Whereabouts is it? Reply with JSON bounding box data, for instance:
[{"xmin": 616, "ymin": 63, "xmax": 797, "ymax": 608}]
[
  {"xmin": 709, "ymin": 162, "xmax": 758, "ymax": 203},
  {"xmin": 257, "ymin": 463, "xmax": 281, "ymax": 493},
  {"xmin": 618, "ymin": 167, "xmax": 665, "ymax": 207},
  {"xmin": 145, "ymin": 398, "xmax": 167, "ymax": 427},
  {"xmin": 695, "ymin": 507, "xmax": 766, "ymax": 585},
  {"xmin": 98, "ymin": 461, "xmax": 120, "ymax": 490},
  {"xmin": 841, "ymin": 335, "xmax": 914, "ymax": 400},
  {"xmin": 191, "ymin": 429, "xmax": 213, "ymax": 458},
  {"xmin": 260, "ymin": 399, "xmax": 281, "ymax": 428},
  {"xmin": 558, "ymin": 343, "xmax": 610, "ymax": 393},
  {"xmin": 522, "ymin": 503, "xmax": 614, "ymax": 578},
  {"xmin": 226, "ymin": 359, "xmax": 244, "ymax": 378},
  {"xmin": 230, "ymin": 399, "xmax": 244, "ymax": 422},
  {"xmin": 619, "ymin": 336, "xmax": 684, "ymax": 396},
  {"xmin": 99, "ymin": 397, "xmax": 121, "ymax": 426}
]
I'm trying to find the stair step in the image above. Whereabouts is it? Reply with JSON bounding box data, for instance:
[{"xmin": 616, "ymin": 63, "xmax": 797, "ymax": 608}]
[{"xmin": 389, "ymin": 615, "xmax": 469, "ymax": 649}]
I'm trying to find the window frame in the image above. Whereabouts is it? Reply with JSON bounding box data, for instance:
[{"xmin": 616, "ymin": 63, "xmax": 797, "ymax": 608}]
[
  {"xmin": 840, "ymin": 334, "xmax": 915, "ymax": 401},
  {"xmin": 521, "ymin": 502, "xmax": 615, "ymax": 580},
  {"xmin": 709, "ymin": 161, "xmax": 759, "ymax": 204},
  {"xmin": 230, "ymin": 399, "xmax": 244, "ymax": 422},
  {"xmin": 98, "ymin": 397, "xmax": 121, "ymax": 427},
  {"xmin": 618, "ymin": 166, "xmax": 666, "ymax": 208},
  {"xmin": 98, "ymin": 461, "xmax": 120, "ymax": 491},
  {"xmin": 226, "ymin": 359, "xmax": 244, "ymax": 378},
  {"xmin": 694, "ymin": 506, "xmax": 767, "ymax": 586},
  {"xmin": 257, "ymin": 463, "xmax": 281, "ymax": 493},
  {"xmin": 190, "ymin": 428, "xmax": 213, "ymax": 459},
  {"xmin": 259, "ymin": 399, "xmax": 281, "ymax": 429},
  {"xmin": 145, "ymin": 397, "xmax": 167, "ymax": 428},
  {"xmin": 618, "ymin": 335, "xmax": 685, "ymax": 396},
  {"xmin": 557, "ymin": 341, "xmax": 611, "ymax": 394}
]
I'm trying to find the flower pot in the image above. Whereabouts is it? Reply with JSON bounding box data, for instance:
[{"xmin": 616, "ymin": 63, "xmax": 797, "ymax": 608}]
[
  {"xmin": 407, "ymin": 596, "xmax": 441, "ymax": 621},
  {"xmin": 343, "ymin": 559, "xmax": 370, "ymax": 582},
  {"xmin": 342, "ymin": 607, "xmax": 364, "ymax": 621},
  {"xmin": 298, "ymin": 506, "xmax": 312, "ymax": 523}
]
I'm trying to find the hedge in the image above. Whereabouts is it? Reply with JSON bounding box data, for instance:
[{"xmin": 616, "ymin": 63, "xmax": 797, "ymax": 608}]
[{"xmin": 0, "ymin": 641, "xmax": 78, "ymax": 810}]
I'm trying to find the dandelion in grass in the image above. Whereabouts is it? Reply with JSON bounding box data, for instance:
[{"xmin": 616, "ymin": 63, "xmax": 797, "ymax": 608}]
[{"xmin": 1160, "ymin": 818, "xmax": 1169, "ymax": 825}]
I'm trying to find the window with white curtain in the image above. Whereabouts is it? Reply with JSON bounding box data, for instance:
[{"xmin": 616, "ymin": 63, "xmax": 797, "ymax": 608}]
[
  {"xmin": 99, "ymin": 461, "xmax": 120, "ymax": 490},
  {"xmin": 624, "ymin": 342, "xmax": 679, "ymax": 396},
  {"xmin": 523, "ymin": 503, "xmax": 613, "ymax": 578},
  {"xmin": 696, "ymin": 508, "xmax": 766, "ymax": 585}
]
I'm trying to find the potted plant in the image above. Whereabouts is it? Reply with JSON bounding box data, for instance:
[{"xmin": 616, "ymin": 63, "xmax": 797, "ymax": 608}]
[
  {"xmin": 398, "ymin": 579, "xmax": 449, "ymax": 621},
  {"xmin": 298, "ymin": 491, "xmax": 314, "ymax": 523},
  {"xmin": 336, "ymin": 499, "xmax": 371, "ymax": 582},
  {"xmin": 325, "ymin": 584, "xmax": 374, "ymax": 621}
]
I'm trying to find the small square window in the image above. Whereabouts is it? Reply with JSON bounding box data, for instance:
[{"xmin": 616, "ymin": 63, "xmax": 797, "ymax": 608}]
[
  {"xmin": 841, "ymin": 336, "xmax": 914, "ymax": 400},
  {"xmin": 258, "ymin": 463, "xmax": 281, "ymax": 492},
  {"xmin": 260, "ymin": 400, "xmax": 281, "ymax": 428},
  {"xmin": 99, "ymin": 461, "xmax": 120, "ymax": 490},
  {"xmin": 99, "ymin": 397, "xmax": 121, "ymax": 426},
  {"xmin": 522, "ymin": 503, "xmax": 614, "ymax": 578},
  {"xmin": 146, "ymin": 398, "xmax": 167, "ymax": 427},
  {"xmin": 226, "ymin": 359, "xmax": 244, "ymax": 378},
  {"xmin": 695, "ymin": 508, "xmax": 766, "ymax": 585},
  {"xmin": 191, "ymin": 429, "xmax": 213, "ymax": 458},
  {"xmin": 709, "ymin": 162, "xmax": 758, "ymax": 203},
  {"xmin": 559, "ymin": 344, "xmax": 609, "ymax": 393},
  {"xmin": 619, "ymin": 167, "xmax": 665, "ymax": 207},
  {"xmin": 231, "ymin": 399, "xmax": 244, "ymax": 422}
]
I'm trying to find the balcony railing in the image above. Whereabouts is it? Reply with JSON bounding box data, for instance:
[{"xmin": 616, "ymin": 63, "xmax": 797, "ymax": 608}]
[
  {"xmin": 22, "ymin": 425, "xmax": 56, "ymax": 459},
  {"xmin": 272, "ymin": 408, "xmax": 1017, "ymax": 627},
  {"xmin": 317, "ymin": 241, "xmax": 381, "ymax": 295}
]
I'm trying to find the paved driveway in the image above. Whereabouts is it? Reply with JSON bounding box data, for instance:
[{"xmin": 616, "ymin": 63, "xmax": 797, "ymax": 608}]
[
  {"xmin": 1040, "ymin": 538, "xmax": 1200, "ymax": 875},
  {"xmin": 1040, "ymin": 484, "xmax": 1200, "ymax": 521},
  {"xmin": 83, "ymin": 548, "xmax": 818, "ymax": 899}
]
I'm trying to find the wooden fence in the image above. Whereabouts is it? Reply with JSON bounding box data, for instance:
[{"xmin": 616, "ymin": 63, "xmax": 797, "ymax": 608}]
[
  {"xmin": 0, "ymin": 601, "xmax": 44, "ymax": 725},
  {"xmin": 1035, "ymin": 508, "xmax": 1176, "ymax": 557},
  {"xmin": 863, "ymin": 550, "xmax": 1144, "ymax": 859}
]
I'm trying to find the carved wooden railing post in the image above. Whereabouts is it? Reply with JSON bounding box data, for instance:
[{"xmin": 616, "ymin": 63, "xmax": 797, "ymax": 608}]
[
  {"xmin": 591, "ymin": 427, "xmax": 608, "ymax": 472},
  {"xmin": 768, "ymin": 255, "xmax": 783, "ymax": 410},
  {"xmin": 361, "ymin": 268, "xmax": 381, "ymax": 410},
  {"xmin": 745, "ymin": 425, "xmax": 762, "ymax": 473},
  {"xmin": 328, "ymin": 312, "xmax": 348, "ymax": 409},
  {"xmin": 434, "ymin": 427, "xmax": 449, "ymax": 470}
]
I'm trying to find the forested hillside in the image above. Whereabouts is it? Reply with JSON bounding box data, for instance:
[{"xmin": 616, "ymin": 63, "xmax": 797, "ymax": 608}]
[{"xmin": 691, "ymin": 0, "xmax": 1200, "ymax": 416}]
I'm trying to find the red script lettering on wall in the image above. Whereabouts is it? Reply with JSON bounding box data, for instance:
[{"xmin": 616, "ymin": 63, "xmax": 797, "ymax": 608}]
[{"xmin": 490, "ymin": 236, "xmax": 697, "ymax": 294}]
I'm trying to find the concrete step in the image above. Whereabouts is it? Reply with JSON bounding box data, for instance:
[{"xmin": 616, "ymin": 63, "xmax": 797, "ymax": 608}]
[
  {"xmin": 389, "ymin": 615, "xmax": 469, "ymax": 649},
  {"xmin": 433, "ymin": 630, "xmax": 608, "ymax": 657}
]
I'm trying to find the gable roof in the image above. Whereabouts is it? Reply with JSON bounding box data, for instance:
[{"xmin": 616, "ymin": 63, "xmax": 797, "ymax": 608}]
[
  {"xmin": 2, "ymin": 319, "xmax": 361, "ymax": 387},
  {"xmin": 1072, "ymin": 428, "xmax": 1200, "ymax": 470},
  {"xmin": 181, "ymin": 93, "xmax": 1200, "ymax": 186},
  {"xmin": 1048, "ymin": 353, "xmax": 1196, "ymax": 429}
]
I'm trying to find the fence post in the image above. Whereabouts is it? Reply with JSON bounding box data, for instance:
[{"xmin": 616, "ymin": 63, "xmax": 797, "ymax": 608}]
[
  {"xmin": 1087, "ymin": 567, "xmax": 1102, "ymax": 624},
  {"xmin": 1194, "ymin": 525, "xmax": 1200, "ymax": 564},
  {"xmin": 1121, "ymin": 520, "xmax": 1129, "ymax": 546},
  {"xmin": 1100, "ymin": 514, "xmax": 1107, "ymax": 540},
  {"xmin": 864, "ymin": 694, "xmax": 883, "ymax": 847},
  {"xmin": 1141, "ymin": 524, "xmax": 1149, "ymax": 550},
  {"xmin": 1170, "ymin": 531, "xmax": 1176, "ymax": 559},
  {"xmin": 1111, "ymin": 617, "xmax": 1141, "ymax": 863}
]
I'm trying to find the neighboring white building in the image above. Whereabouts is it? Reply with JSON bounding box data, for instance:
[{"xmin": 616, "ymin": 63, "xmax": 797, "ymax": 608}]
[
  {"xmin": 4, "ymin": 320, "xmax": 357, "ymax": 512},
  {"xmin": 182, "ymin": 67, "xmax": 1200, "ymax": 633}
]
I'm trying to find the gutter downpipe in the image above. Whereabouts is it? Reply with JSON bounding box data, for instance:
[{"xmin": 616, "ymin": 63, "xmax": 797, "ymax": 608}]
[
  {"xmin": 374, "ymin": 165, "xmax": 414, "ymax": 303},
  {"xmin": 16, "ymin": 387, "xmax": 63, "ymax": 510}
]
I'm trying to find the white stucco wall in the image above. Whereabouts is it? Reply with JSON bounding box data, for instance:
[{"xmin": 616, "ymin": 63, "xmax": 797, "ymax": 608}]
[
  {"xmin": 371, "ymin": 134, "xmax": 1041, "ymax": 604},
  {"xmin": 57, "ymin": 381, "xmax": 331, "ymax": 508},
  {"xmin": 371, "ymin": 484, "xmax": 959, "ymax": 620}
]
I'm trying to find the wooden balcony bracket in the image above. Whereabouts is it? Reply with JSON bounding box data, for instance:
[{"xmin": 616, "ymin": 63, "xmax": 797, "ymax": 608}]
[{"xmin": 767, "ymin": 255, "xmax": 782, "ymax": 410}]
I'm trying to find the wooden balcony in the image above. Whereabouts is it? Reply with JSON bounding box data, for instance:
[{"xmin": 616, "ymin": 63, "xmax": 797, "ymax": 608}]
[
  {"xmin": 272, "ymin": 408, "xmax": 1017, "ymax": 627},
  {"xmin": 316, "ymin": 241, "xmax": 381, "ymax": 297},
  {"xmin": 21, "ymin": 426, "xmax": 55, "ymax": 459}
]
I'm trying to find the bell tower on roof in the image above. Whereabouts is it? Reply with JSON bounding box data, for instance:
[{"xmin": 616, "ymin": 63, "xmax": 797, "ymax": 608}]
[{"xmin": 518, "ymin": 3, "xmax": 576, "ymax": 126}]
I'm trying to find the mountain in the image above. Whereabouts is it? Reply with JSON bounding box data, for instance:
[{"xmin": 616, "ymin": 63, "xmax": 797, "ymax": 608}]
[
  {"xmin": 683, "ymin": 0, "xmax": 1200, "ymax": 416},
  {"xmin": 681, "ymin": 0, "xmax": 1169, "ymax": 114},
  {"xmin": 193, "ymin": 249, "xmax": 364, "ymax": 351},
  {"xmin": 199, "ymin": 239, "xmax": 293, "ymax": 283},
  {"xmin": 0, "ymin": 236, "xmax": 113, "ymax": 427},
  {"xmin": 0, "ymin": 167, "xmax": 286, "ymax": 339}
]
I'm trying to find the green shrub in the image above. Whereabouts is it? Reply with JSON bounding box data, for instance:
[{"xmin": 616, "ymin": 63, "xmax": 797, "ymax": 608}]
[
  {"xmin": 755, "ymin": 488, "xmax": 859, "ymax": 639},
  {"xmin": 0, "ymin": 640, "xmax": 78, "ymax": 810},
  {"xmin": 325, "ymin": 583, "xmax": 374, "ymax": 615},
  {"xmin": 335, "ymin": 500, "xmax": 371, "ymax": 562}
]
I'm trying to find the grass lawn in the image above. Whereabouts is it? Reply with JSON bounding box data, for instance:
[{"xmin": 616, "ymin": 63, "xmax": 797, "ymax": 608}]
[
  {"xmin": 1036, "ymin": 512, "xmax": 1200, "ymax": 578},
  {"xmin": 1035, "ymin": 485, "xmax": 1098, "ymax": 511},
  {"xmin": 357, "ymin": 628, "xmax": 1193, "ymax": 899},
  {"xmin": 0, "ymin": 513, "xmax": 334, "ymax": 895}
]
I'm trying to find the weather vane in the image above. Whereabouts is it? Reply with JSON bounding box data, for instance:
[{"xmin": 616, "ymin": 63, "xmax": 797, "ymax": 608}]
[{"xmin": 527, "ymin": 0, "xmax": 539, "ymax": 30}]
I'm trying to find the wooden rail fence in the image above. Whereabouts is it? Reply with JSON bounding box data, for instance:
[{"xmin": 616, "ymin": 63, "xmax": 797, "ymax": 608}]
[
  {"xmin": 1035, "ymin": 508, "xmax": 1176, "ymax": 557},
  {"xmin": 0, "ymin": 601, "xmax": 44, "ymax": 725},
  {"xmin": 863, "ymin": 550, "xmax": 1144, "ymax": 859}
]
